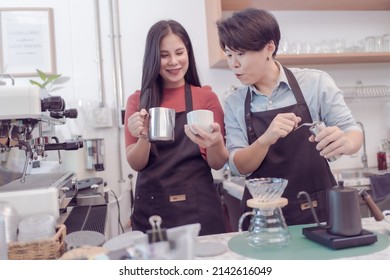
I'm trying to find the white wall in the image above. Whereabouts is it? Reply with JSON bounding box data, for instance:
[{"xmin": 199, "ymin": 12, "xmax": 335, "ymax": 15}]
[{"xmin": 1, "ymin": 0, "xmax": 390, "ymax": 229}]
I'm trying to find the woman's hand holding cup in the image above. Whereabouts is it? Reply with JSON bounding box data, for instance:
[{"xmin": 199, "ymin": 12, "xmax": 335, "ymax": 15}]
[
  {"xmin": 185, "ymin": 110, "xmax": 224, "ymax": 148},
  {"xmin": 127, "ymin": 108, "xmax": 149, "ymax": 139},
  {"xmin": 186, "ymin": 109, "xmax": 214, "ymax": 134}
]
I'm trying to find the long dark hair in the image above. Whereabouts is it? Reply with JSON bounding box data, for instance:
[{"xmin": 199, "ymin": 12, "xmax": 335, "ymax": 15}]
[
  {"xmin": 216, "ymin": 8, "xmax": 280, "ymax": 57},
  {"xmin": 139, "ymin": 20, "xmax": 201, "ymax": 111}
]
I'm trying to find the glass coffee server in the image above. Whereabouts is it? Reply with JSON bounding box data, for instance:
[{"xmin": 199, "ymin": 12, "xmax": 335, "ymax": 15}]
[{"xmin": 238, "ymin": 178, "xmax": 291, "ymax": 248}]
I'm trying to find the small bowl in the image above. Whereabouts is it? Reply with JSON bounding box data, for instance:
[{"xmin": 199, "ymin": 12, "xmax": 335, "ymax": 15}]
[{"xmin": 245, "ymin": 178, "xmax": 288, "ymax": 203}]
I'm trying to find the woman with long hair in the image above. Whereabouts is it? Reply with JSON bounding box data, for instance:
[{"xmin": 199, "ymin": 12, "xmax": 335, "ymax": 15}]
[{"xmin": 124, "ymin": 20, "xmax": 228, "ymax": 235}]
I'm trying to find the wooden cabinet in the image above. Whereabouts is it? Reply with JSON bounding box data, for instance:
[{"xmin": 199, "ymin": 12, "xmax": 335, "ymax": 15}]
[{"xmin": 205, "ymin": 0, "xmax": 390, "ymax": 68}]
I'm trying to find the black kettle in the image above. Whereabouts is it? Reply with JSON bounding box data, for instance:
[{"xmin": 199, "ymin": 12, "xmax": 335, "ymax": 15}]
[{"xmin": 298, "ymin": 184, "xmax": 362, "ymax": 236}]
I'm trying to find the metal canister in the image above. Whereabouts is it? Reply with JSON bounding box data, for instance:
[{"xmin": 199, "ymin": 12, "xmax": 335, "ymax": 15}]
[{"xmin": 309, "ymin": 121, "xmax": 340, "ymax": 162}]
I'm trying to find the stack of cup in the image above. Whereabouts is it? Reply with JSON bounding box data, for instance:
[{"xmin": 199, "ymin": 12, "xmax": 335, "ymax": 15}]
[
  {"xmin": 0, "ymin": 215, "xmax": 7, "ymax": 260},
  {"xmin": 18, "ymin": 214, "xmax": 56, "ymax": 242},
  {"xmin": 0, "ymin": 202, "xmax": 19, "ymax": 243}
]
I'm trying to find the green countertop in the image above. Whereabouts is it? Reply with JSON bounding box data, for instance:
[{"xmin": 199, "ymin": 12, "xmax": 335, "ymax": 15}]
[{"xmin": 228, "ymin": 224, "xmax": 390, "ymax": 260}]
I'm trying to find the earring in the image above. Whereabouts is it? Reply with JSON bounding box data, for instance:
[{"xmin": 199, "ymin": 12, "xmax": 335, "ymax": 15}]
[{"xmin": 267, "ymin": 57, "xmax": 270, "ymax": 61}]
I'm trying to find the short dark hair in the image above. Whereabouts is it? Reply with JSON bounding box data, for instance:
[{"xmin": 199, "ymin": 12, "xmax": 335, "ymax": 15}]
[
  {"xmin": 140, "ymin": 20, "xmax": 201, "ymax": 110},
  {"xmin": 216, "ymin": 8, "xmax": 280, "ymax": 57}
]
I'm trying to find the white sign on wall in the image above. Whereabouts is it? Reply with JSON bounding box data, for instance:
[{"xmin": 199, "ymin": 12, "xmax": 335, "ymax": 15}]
[{"xmin": 0, "ymin": 8, "xmax": 57, "ymax": 77}]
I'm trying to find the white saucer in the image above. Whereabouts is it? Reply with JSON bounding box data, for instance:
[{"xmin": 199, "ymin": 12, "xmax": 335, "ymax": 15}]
[
  {"xmin": 195, "ymin": 241, "xmax": 227, "ymax": 257},
  {"xmin": 103, "ymin": 231, "xmax": 145, "ymax": 251},
  {"xmin": 65, "ymin": 230, "xmax": 106, "ymax": 250}
]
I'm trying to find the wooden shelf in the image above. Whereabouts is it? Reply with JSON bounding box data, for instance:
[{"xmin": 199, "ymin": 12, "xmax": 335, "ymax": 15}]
[
  {"xmin": 221, "ymin": 0, "xmax": 390, "ymax": 11},
  {"xmin": 211, "ymin": 52, "xmax": 390, "ymax": 68},
  {"xmin": 279, "ymin": 52, "xmax": 390, "ymax": 65},
  {"xmin": 205, "ymin": 0, "xmax": 390, "ymax": 68}
]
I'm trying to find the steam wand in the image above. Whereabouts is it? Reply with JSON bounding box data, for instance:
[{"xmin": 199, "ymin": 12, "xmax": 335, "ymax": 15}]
[
  {"xmin": 51, "ymin": 136, "xmax": 62, "ymax": 164},
  {"xmin": 17, "ymin": 140, "xmax": 33, "ymax": 183}
]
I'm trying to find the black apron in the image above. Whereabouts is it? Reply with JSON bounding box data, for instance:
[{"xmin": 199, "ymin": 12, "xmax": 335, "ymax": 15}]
[
  {"xmin": 240, "ymin": 67, "xmax": 337, "ymax": 228},
  {"xmin": 131, "ymin": 83, "xmax": 226, "ymax": 236}
]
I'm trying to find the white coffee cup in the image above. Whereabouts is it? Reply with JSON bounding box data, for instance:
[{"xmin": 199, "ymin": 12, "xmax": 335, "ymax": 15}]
[{"xmin": 187, "ymin": 109, "xmax": 214, "ymax": 134}]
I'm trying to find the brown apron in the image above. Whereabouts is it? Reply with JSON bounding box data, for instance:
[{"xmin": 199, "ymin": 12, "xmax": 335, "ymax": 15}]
[
  {"xmin": 240, "ymin": 67, "xmax": 337, "ymax": 228},
  {"xmin": 131, "ymin": 83, "xmax": 226, "ymax": 236}
]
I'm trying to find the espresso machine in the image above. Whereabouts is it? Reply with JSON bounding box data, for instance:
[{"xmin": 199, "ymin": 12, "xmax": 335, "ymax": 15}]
[{"xmin": 0, "ymin": 84, "xmax": 82, "ymax": 219}]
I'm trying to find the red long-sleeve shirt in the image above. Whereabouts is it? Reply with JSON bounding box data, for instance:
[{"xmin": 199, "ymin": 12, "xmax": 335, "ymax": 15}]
[{"xmin": 124, "ymin": 84, "xmax": 225, "ymax": 160}]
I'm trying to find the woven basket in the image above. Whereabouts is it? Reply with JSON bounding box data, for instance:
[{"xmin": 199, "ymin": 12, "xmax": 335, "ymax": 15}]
[{"xmin": 8, "ymin": 224, "xmax": 66, "ymax": 260}]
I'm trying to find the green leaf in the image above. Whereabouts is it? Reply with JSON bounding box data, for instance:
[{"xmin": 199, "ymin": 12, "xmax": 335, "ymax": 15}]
[
  {"xmin": 47, "ymin": 74, "xmax": 61, "ymax": 82},
  {"xmin": 42, "ymin": 80, "xmax": 50, "ymax": 88},
  {"xmin": 30, "ymin": 69, "xmax": 66, "ymax": 91},
  {"xmin": 37, "ymin": 69, "xmax": 48, "ymax": 81},
  {"xmin": 30, "ymin": 80, "xmax": 44, "ymax": 88}
]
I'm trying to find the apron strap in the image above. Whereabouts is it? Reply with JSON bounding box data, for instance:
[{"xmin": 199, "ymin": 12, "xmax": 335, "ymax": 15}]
[
  {"xmin": 283, "ymin": 66, "xmax": 305, "ymax": 104},
  {"xmin": 244, "ymin": 88, "xmax": 258, "ymax": 144},
  {"xmin": 185, "ymin": 83, "xmax": 193, "ymax": 112},
  {"xmin": 245, "ymin": 67, "xmax": 307, "ymax": 143}
]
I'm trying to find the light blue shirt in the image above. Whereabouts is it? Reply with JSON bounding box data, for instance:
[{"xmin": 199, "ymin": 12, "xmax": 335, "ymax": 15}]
[{"xmin": 224, "ymin": 62, "xmax": 360, "ymax": 176}]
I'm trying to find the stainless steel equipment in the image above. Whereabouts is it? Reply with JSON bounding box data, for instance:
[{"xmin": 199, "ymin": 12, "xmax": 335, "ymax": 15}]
[
  {"xmin": 148, "ymin": 107, "xmax": 175, "ymax": 142},
  {"xmin": 356, "ymin": 121, "xmax": 368, "ymax": 169},
  {"xmin": 308, "ymin": 121, "xmax": 340, "ymax": 162},
  {"xmin": 0, "ymin": 85, "xmax": 82, "ymax": 182},
  {"xmin": 84, "ymin": 139, "xmax": 105, "ymax": 171},
  {"xmin": 0, "ymin": 84, "xmax": 83, "ymax": 219},
  {"xmin": 60, "ymin": 177, "xmax": 108, "ymax": 237},
  {"xmin": 74, "ymin": 177, "xmax": 108, "ymax": 206}
]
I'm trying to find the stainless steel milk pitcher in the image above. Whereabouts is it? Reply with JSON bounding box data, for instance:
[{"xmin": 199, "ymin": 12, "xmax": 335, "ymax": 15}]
[{"xmin": 148, "ymin": 107, "xmax": 175, "ymax": 142}]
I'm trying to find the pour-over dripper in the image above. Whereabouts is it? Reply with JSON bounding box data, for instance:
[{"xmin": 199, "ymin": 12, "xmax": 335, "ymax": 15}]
[{"xmin": 246, "ymin": 177, "xmax": 288, "ymax": 203}]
